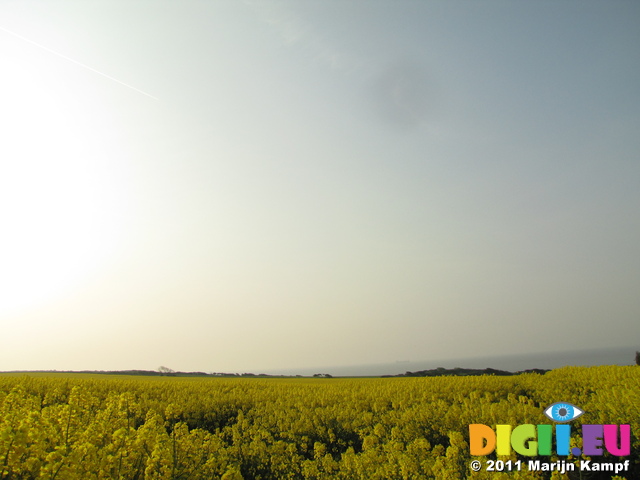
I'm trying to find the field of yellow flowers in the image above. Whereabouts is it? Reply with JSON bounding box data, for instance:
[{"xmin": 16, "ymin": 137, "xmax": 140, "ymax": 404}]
[{"xmin": 0, "ymin": 366, "xmax": 637, "ymax": 479}]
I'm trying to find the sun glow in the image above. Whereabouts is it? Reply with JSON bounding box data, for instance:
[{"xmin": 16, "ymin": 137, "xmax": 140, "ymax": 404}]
[{"xmin": 0, "ymin": 29, "xmax": 129, "ymax": 317}]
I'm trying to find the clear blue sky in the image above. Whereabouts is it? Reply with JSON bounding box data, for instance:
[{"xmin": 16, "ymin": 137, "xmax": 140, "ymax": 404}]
[{"xmin": 1, "ymin": 1, "xmax": 638, "ymax": 373}]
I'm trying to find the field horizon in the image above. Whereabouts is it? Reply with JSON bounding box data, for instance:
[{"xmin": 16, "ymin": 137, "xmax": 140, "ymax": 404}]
[
  {"xmin": 230, "ymin": 344, "xmax": 640, "ymax": 377},
  {"xmin": 3, "ymin": 345, "xmax": 636, "ymax": 378}
]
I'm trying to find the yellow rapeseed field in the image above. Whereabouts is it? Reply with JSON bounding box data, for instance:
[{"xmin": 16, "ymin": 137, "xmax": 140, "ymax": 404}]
[{"xmin": 0, "ymin": 366, "xmax": 637, "ymax": 479}]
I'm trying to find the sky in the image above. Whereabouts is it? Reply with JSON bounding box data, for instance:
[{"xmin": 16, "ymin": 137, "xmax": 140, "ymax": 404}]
[{"xmin": 1, "ymin": 0, "xmax": 639, "ymax": 374}]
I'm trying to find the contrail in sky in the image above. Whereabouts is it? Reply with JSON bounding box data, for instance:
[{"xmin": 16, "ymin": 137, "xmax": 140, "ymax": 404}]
[{"xmin": 0, "ymin": 25, "xmax": 158, "ymax": 100}]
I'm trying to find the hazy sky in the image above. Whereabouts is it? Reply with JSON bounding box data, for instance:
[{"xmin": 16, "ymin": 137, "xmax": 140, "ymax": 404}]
[{"xmin": 1, "ymin": 1, "xmax": 639, "ymax": 374}]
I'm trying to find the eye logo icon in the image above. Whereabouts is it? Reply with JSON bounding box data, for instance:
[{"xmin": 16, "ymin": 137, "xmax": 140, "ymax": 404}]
[{"xmin": 544, "ymin": 402, "xmax": 584, "ymax": 422}]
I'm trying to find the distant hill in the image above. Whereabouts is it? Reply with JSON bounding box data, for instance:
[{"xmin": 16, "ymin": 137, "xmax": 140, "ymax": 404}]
[
  {"xmin": 382, "ymin": 367, "xmax": 550, "ymax": 377},
  {"xmin": 2, "ymin": 367, "xmax": 550, "ymax": 378}
]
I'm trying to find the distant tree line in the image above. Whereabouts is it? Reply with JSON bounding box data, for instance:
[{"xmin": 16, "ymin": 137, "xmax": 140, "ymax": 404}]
[{"xmin": 383, "ymin": 367, "xmax": 550, "ymax": 378}]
